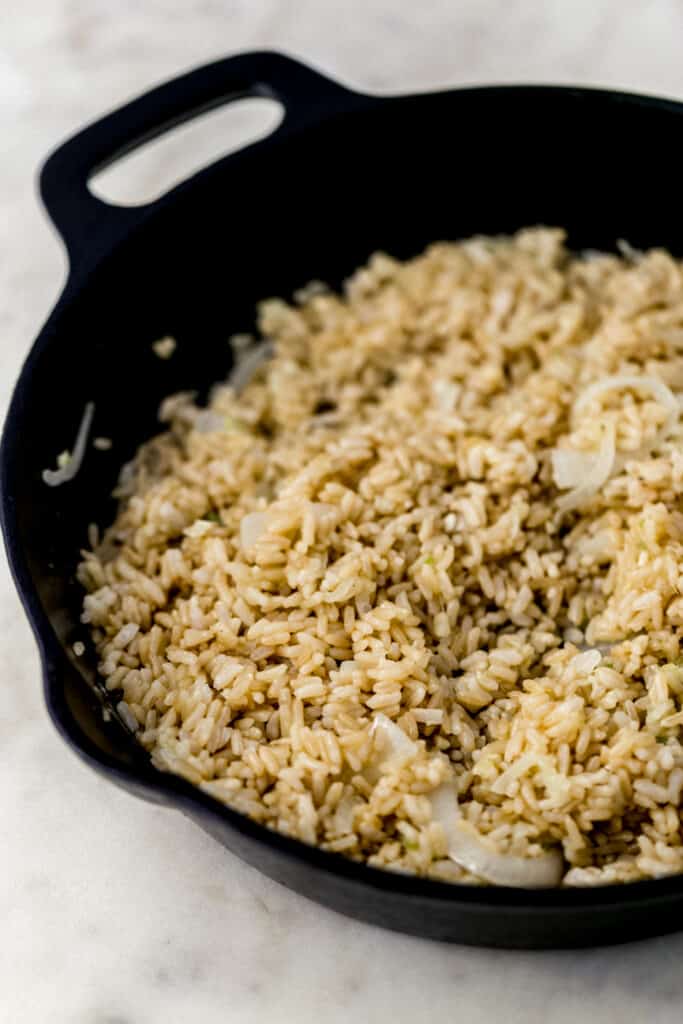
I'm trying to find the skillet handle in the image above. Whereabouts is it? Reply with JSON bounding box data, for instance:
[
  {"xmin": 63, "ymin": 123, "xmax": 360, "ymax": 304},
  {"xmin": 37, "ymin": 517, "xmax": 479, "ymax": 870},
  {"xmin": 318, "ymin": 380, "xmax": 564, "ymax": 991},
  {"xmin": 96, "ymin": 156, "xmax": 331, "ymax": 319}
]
[{"xmin": 39, "ymin": 51, "xmax": 363, "ymax": 275}]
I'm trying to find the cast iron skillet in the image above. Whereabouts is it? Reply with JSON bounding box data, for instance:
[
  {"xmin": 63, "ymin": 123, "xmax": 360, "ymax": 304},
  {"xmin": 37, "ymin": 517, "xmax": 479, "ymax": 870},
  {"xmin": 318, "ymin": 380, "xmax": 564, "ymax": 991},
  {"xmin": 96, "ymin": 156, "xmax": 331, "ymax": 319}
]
[{"xmin": 3, "ymin": 50, "xmax": 683, "ymax": 949}]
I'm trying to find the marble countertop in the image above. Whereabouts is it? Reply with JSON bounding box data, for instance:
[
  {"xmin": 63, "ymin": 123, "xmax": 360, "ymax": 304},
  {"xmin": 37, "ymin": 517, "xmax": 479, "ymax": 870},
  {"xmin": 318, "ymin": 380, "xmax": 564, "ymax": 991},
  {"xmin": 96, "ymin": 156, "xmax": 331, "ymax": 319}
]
[{"xmin": 4, "ymin": 2, "xmax": 683, "ymax": 1021}]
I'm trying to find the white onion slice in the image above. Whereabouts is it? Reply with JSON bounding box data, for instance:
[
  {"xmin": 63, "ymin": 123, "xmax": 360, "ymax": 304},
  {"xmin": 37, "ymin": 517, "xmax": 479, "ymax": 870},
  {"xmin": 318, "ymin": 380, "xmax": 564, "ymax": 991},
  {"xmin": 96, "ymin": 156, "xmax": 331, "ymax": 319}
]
[
  {"xmin": 554, "ymin": 419, "xmax": 616, "ymax": 514},
  {"xmin": 430, "ymin": 782, "xmax": 563, "ymax": 888},
  {"xmin": 240, "ymin": 511, "xmax": 269, "ymax": 550},
  {"xmin": 42, "ymin": 402, "xmax": 95, "ymax": 487},
  {"xmin": 333, "ymin": 793, "xmax": 358, "ymax": 834},
  {"xmin": 554, "ymin": 375, "xmax": 679, "ymax": 512},
  {"xmin": 228, "ymin": 341, "xmax": 273, "ymax": 394},
  {"xmin": 551, "ymin": 448, "xmax": 597, "ymax": 490},
  {"xmin": 370, "ymin": 713, "xmax": 418, "ymax": 770},
  {"xmin": 573, "ymin": 374, "xmax": 679, "ymax": 442}
]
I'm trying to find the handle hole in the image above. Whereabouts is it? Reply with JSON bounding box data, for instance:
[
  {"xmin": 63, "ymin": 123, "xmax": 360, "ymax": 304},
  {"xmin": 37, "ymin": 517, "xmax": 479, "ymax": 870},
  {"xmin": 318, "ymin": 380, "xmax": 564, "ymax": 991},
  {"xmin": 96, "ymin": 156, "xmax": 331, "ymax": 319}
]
[{"xmin": 88, "ymin": 96, "xmax": 283, "ymax": 207}]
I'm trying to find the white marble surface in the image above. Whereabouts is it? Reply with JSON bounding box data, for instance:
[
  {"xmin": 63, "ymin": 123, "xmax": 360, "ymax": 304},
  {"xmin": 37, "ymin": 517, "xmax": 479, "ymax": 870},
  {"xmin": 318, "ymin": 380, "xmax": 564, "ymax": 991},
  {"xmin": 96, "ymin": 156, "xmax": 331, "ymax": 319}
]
[{"xmin": 5, "ymin": 2, "xmax": 683, "ymax": 1021}]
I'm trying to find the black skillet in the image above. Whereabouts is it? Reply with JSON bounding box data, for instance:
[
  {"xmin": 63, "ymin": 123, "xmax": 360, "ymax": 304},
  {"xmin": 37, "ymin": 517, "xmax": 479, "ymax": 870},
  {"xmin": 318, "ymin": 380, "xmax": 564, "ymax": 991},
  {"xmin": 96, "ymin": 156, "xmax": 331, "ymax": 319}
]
[{"xmin": 3, "ymin": 51, "xmax": 683, "ymax": 948}]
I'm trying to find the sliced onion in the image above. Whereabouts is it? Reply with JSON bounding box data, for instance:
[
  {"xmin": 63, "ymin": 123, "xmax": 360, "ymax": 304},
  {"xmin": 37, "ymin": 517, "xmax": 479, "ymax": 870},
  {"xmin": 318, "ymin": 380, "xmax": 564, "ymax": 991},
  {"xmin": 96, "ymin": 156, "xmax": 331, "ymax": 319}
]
[
  {"xmin": 369, "ymin": 713, "xmax": 418, "ymax": 770},
  {"xmin": 573, "ymin": 374, "xmax": 679, "ymax": 443},
  {"xmin": 551, "ymin": 448, "xmax": 597, "ymax": 489},
  {"xmin": 555, "ymin": 419, "xmax": 616, "ymax": 514},
  {"xmin": 333, "ymin": 793, "xmax": 358, "ymax": 834},
  {"xmin": 430, "ymin": 782, "xmax": 563, "ymax": 888},
  {"xmin": 228, "ymin": 341, "xmax": 273, "ymax": 394},
  {"xmin": 240, "ymin": 510, "xmax": 269, "ymax": 550},
  {"xmin": 42, "ymin": 402, "xmax": 95, "ymax": 486},
  {"xmin": 565, "ymin": 376, "xmax": 679, "ymax": 487}
]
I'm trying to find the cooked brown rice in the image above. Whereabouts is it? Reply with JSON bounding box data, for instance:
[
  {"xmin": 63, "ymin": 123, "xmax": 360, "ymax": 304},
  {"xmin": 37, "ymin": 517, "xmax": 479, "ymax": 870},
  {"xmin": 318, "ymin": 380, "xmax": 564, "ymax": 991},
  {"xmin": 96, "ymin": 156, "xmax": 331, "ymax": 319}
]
[{"xmin": 78, "ymin": 228, "xmax": 683, "ymax": 887}]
